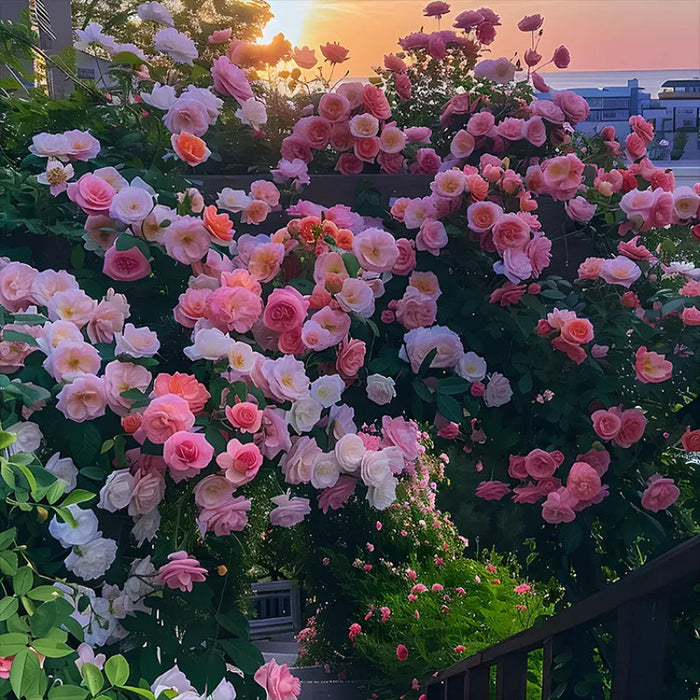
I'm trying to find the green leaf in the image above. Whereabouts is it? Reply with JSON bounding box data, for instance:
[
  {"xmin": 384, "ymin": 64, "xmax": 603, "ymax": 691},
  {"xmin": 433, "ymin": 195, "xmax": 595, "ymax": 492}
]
[
  {"xmin": 120, "ymin": 686, "xmax": 157, "ymax": 699},
  {"xmin": 26, "ymin": 586, "xmax": 61, "ymax": 602},
  {"xmin": 436, "ymin": 394, "xmax": 464, "ymax": 424},
  {"xmin": 60, "ymin": 489, "xmax": 95, "ymax": 507},
  {"xmin": 436, "ymin": 376, "xmax": 470, "ymax": 395},
  {"xmin": 1, "ymin": 329, "xmax": 39, "ymax": 346},
  {"xmin": 9, "ymin": 646, "xmax": 42, "ymax": 698},
  {"xmin": 215, "ymin": 611, "xmax": 249, "ymax": 639},
  {"xmin": 412, "ymin": 379, "xmax": 434, "ymax": 404},
  {"xmin": 53, "ymin": 507, "xmax": 77, "ymax": 528},
  {"xmin": 0, "ymin": 549, "xmax": 19, "ymax": 575},
  {"xmin": 81, "ymin": 663, "xmax": 104, "ymax": 696},
  {"xmin": 0, "ymin": 632, "xmax": 29, "ymax": 656},
  {"xmin": 0, "ymin": 528, "xmax": 16, "ymax": 550},
  {"xmin": 30, "ymin": 637, "xmax": 73, "ymax": 658},
  {"xmin": 517, "ymin": 373, "xmax": 533, "ymax": 394},
  {"xmin": 49, "ymin": 685, "xmax": 89, "ymax": 700},
  {"xmin": 13, "ymin": 567, "xmax": 34, "ymax": 596},
  {"xmin": 69, "ymin": 423, "xmax": 102, "ymax": 467},
  {"xmin": 105, "ymin": 654, "xmax": 130, "ymax": 686},
  {"xmin": 0, "ymin": 596, "xmax": 19, "ymax": 621},
  {"xmin": 0, "ymin": 431, "xmax": 17, "ymax": 450},
  {"xmin": 219, "ymin": 638, "xmax": 264, "ymax": 675}
]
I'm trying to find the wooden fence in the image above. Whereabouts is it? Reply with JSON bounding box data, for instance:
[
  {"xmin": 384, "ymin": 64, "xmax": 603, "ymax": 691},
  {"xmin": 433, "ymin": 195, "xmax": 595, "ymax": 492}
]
[{"xmin": 425, "ymin": 535, "xmax": 700, "ymax": 700}]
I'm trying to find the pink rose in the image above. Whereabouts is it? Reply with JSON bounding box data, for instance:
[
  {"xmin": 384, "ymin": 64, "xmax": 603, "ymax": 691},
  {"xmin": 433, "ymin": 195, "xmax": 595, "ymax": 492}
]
[
  {"xmin": 263, "ymin": 286, "xmax": 309, "ymax": 331},
  {"xmin": 414, "ymin": 148, "xmax": 441, "ymax": 175},
  {"xmin": 566, "ymin": 462, "xmax": 601, "ymax": 501},
  {"xmin": 529, "ymin": 100, "xmax": 565, "ymax": 125},
  {"xmin": 129, "ymin": 471, "xmax": 165, "ymax": 515},
  {"xmin": 336, "ymin": 153, "xmax": 364, "ymax": 175},
  {"xmin": 211, "ymin": 56, "xmax": 253, "ymax": 102},
  {"xmin": 163, "ymin": 97, "xmax": 210, "ymax": 137},
  {"xmin": 467, "ymin": 111, "xmax": 495, "ymax": 137},
  {"xmin": 518, "ymin": 14, "xmax": 543, "ymax": 31},
  {"xmin": 524, "ymin": 448, "xmax": 560, "ymax": 480},
  {"xmin": 552, "ymin": 91, "xmax": 590, "ymax": 125},
  {"xmin": 591, "ymin": 408, "xmax": 622, "ymax": 441},
  {"xmin": 353, "ymin": 228, "xmax": 399, "ymax": 272},
  {"xmin": 281, "ymin": 136, "xmax": 313, "ymax": 163},
  {"xmin": 468, "ymin": 201, "xmax": 503, "ymax": 233},
  {"xmin": 141, "ymin": 394, "xmax": 195, "ymax": 444},
  {"xmin": 599, "ymin": 256, "xmax": 641, "ymax": 288},
  {"xmin": 254, "ymin": 659, "xmax": 301, "ymax": 700},
  {"xmin": 292, "ymin": 45, "xmax": 316, "ymax": 69},
  {"xmin": 392, "ymin": 239, "xmax": 417, "ymax": 275},
  {"xmin": 225, "ymin": 401, "xmax": 263, "ymax": 433},
  {"xmin": 206, "ymin": 286, "xmax": 263, "ymax": 333},
  {"xmin": 362, "ymin": 84, "xmax": 391, "ymax": 120},
  {"xmin": 103, "ymin": 245, "xmax": 152, "ymax": 282},
  {"xmin": 320, "ymin": 42, "xmax": 349, "ymax": 64},
  {"xmin": 395, "ymin": 287, "xmax": 437, "ymax": 329},
  {"xmin": 163, "ymin": 431, "xmax": 213, "ymax": 473},
  {"xmin": 626, "ymin": 132, "xmax": 647, "ymax": 160},
  {"xmin": 164, "ymin": 216, "xmax": 210, "ymax": 265},
  {"xmin": 318, "ymin": 475, "xmax": 356, "ymax": 513},
  {"xmin": 56, "ymin": 375, "xmax": 107, "ymax": 422},
  {"xmin": 566, "ymin": 196, "xmax": 597, "ymax": 222},
  {"xmin": 157, "ymin": 551, "xmax": 207, "ymax": 592},
  {"xmin": 552, "ymin": 45, "xmax": 570, "ymax": 69},
  {"xmin": 634, "ymin": 346, "xmax": 672, "ymax": 383},
  {"xmin": 199, "ymin": 495, "xmax": 251, "ymax": 536},
  {"xmin": 475, "ymin": 480, "xmax": 510, "ymax": 501},
  {"xmin": 416, "ymin": 219, "xmax": 448, "ymax": 256},
  {"xmin": 492, "ymin": 213, "xmax": 531, "ymax": 254},
  {"xmin": 336, "ymin": 338, "xmax": 366, "ymax": 379},
  {"xmin": 67, "ymin": 174, "xmax": 116, "ymax": 216},
  {"xmin": 0, "ymin": 262, "xmax": 37, "ymax": 312},
  {"xmin": 354, "ymin": 136, "xmax": 381, "ymax": 163},
  {"xmin": 541, "ymin": 488, "xmax": 577, "ymax": 524},
  {"xmin": 523, "ymin": 116, "xmax": 546, "ymax": 147},
  {"xmin": 640, "ymin": 474, "xmax": 679, "ymax": 512},
  {"xmin": 382, "ymin": 415, "xmax": 419, "ymax": 461},
  {"xmin": 318, "ymin": 93, "xmax": 350, "ymax": 122},
  {"xmin": 615, "ymin": 408, "xmax": 647, "ymax": 448},
  {"xmin": 496, "ymin": 117, "xmax": 525, "ymax": 141},
  {"xmin": 297, "ymin": 116, "xmax": 331, "ymax": 150},
  {"xmin": 629, "ymin": 115, "xmax": 654, "ymax": 144},
  {"xmin": 395, "ymin": 73, "xmax": 412, "ymax": 100},
  {"xmin": 682, "ymin": 306, "xmax": 700, "ymax": 326},
  {"xmin": 269, "ymin": 493, "xmax": 311, "ymax": 527},
  {"xmin": 216, "ymin": 438, "xmax": 263, "ymax": 487}
]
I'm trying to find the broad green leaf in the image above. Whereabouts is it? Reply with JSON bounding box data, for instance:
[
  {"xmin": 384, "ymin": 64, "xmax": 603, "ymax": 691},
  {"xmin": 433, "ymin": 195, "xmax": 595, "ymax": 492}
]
[
  {"xmin": 0, "ymin": 528, "xmax": 16, "ymax": 550},
  {"xmin": 59, "ymin": 489, "xmax": 95, "ymax": 507},
  {"xmin": 0, "ymin": 596, "xmax": 19, "ymax": 621},
  {"xmin": 49, "ymin": 685, "xmax": 89, "ymax": 700},
  {"xmin": 81, "ymin": 663, "xmax": 104, "ymax": 696},
  {"xmin": 105, "ymin": 654, "xmax": 129, "ymax": 687},
  {"xmin": 0, "ymin": 550, "xmax": 19, "ymax": 575},
  {"xmin": 9, "ymin": 646, "xmax": 42, "ymax": 698},
  {"xmin": 219, "ymin": 638, "xmax": 264, "ymax": 675},
  {"xmin": 12, "ymin": 567, "xmax": 34, "ymax": 596},
  {"xmin": 0, "ymin": 631, "xmax": 29, "ymax": 656},
  {"xmin": 26, "ymin": 586, "xmax": 61, "ymax": 602},
  {"xmin": 30, "ymin": 637, "xmax": 74, "ymax": 658},
  {"xmin": 436, "ymin": 394, "xmax": 464, "ymax": 424},
  {"xmin": 436, "ymin": 376, "xmax": 470, "ymax": 395},
  {"xmin": 0, "ymin": 431, "xmax": 17, "ymax": 450},
  {"xmin": 120, "ymin": 686, "xmax": 157, "ymax": 699}
]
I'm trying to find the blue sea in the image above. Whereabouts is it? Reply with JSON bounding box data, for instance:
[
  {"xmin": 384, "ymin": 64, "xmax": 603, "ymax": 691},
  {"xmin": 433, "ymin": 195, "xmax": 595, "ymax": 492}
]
[{"xmin": 538, "ymin": 69, "xmax": 700, "ymax": 98}]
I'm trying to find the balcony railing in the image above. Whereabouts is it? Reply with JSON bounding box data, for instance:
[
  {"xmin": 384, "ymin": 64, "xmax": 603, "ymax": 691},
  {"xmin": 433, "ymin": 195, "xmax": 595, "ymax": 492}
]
[{"xmin": 425, "ymin": 535, "xmax": 700, "ymax": 700}]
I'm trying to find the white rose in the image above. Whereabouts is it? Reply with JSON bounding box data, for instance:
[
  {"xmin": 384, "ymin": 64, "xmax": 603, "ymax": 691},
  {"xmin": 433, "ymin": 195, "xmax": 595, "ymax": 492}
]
[
  {"xmin": 108, "ymin": 186, "xmax": 154, "ymax": 225},
  {"xmin": 45, "ymin": 453, "xmax": 78, "ymax": 492},
  {"xmin": 184, "ymin": 328, "xmax": 233, "ymax": 361},
  {"xmin": 154, "ymin": 28, "xmax": 198, "ymax": 65},
  {"xmin": 98, "ymin": 469, "xmax": 135, "ymax": 512},
  {"xmin": 366, "ymin": 476, "xmax": 397, "ymax": 510},
  {"xmin": 310, "ymin": 452, "xmax": 341, "ymax": 490},
  {"xmin": 288, "ymin": 397, "xmax": 323, "ymax": 434},
  {"xmin": 152, "ymin": 666, "xmax": 196, "ymax": 697},
  {"xmin": 210, "ymin": 680, "xmax": 238, "ymax": 700},
  {"xmin": 140, "ymin": 83, "xmax": 177, "ymax": 110},
  {"xmin": 334, "ymin": 434, "xmax": 365, "ymax": 473},
  {"xmin": 49, "ymin": 505, "xmax": 99, "ymax": 547},
  {"xmin": 360, "ymin": 450, "xmax": 391, "ymax": 488},
  {"xmin": 236, "ymin": 98, "xmax": 268, "ymax": 130},
  {"xmin": 132, "ymin": 510, "xmax": 161, "ymax": 546},
  {"xmin": 7, "ymin": 421, "xmax": 43, "ymax": 453},
  {"xmin": 329, "ymin": 404, "xmax": 356, "ymax": 439},
  {"xmin": 383, "ymin": 446, "xmax": 405, "ymax": 475},
  {"xmin": 484, "ymin": 372, "xmax": 513, "ymax": 408},
  {"xmin": 137, "ymin": 1, "xmax": 174, "ymax": 26},
  {"xmin": 365, "ymin": 374, "xmax": 396, "ymax": 405},
  {"xmin": 228, "ymin": 341, "xmax": 255, "ymax": 374},
  {"xmin": 216, "ymin": 188, "xmax": 251, "ymax": 213},
  {"xmin": 311, "ymin": 375, "xmax": 346, "ymax": 408},
  {"xmin": 65, "ymin": 536, "xmax": 117, "ymax": 581},
  {"xmin": 457, "ymin": 351, "xmax": 487, "ymax": 382}
]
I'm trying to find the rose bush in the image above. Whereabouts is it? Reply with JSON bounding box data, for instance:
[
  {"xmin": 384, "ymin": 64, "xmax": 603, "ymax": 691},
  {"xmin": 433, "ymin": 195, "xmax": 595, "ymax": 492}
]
[{"xmin": 0, "ymin": 2, "xmax": 698, "ymax": 699}]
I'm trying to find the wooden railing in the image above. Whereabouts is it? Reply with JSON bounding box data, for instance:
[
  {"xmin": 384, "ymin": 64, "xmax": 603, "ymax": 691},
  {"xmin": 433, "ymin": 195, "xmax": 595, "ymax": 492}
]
[{"xmin": 426, "ymin": 535, "xmax": 700, "ymax": 700}]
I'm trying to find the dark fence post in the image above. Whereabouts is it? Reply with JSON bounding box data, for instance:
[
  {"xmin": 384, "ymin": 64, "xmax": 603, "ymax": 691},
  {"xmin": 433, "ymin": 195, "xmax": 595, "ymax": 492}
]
[
  {"xmin": 495, "ymin": 651, "xmax": 528, "ymax": 700},
  {"xmin": 427, "ymin": 681, "xmax": 444, "ymax": 700},
  {"xmin": 445, "ymin": 673, "xmax": 466, "ymax": 700},
  {"xmin": 611, "ymin": 597, "xmax": 669, "ymax": 700},
  {"xmin": 465, "ymin": 667, "xmax": 491, "ymax": 700}
]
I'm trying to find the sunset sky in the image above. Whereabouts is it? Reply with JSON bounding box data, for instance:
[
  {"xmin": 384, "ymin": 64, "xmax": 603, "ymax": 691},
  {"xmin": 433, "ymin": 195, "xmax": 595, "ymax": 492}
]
[{"xmin": 261, "ymin": 0, "xmax": 700, "ymax": 76}]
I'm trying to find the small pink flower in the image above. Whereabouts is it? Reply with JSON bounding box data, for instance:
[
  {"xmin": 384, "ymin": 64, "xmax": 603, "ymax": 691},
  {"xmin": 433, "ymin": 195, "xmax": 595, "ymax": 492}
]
[
  {"xmin": 396, "ymin": 644, "xmax": 409, "ymax": 661},
  {"xmin": 641, "ymin": 474, "xmax": 680, "ymax": 512},
  {"xmin": 157, "ymin": 551, "xmax": 207, "ymax": 592},
  {"xmin": 254, "ymin": 658, "xmax": 301, "ymax": 700},
  {"xmin": 635, "ymin": 346, "xmax": 672, "ymax": 383}
]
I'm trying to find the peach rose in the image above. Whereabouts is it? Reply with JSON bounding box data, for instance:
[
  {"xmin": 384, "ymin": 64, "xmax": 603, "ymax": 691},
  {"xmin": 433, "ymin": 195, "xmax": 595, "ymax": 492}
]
[
  {"xmin": 634, "ymin": 346, "xmax": 672, "ymax": 383},
  {"xmin": 154, "ymin": 372, "xmax": 210, "ymax": 413},
  {"xmin": 171, "ymin": 132, "xmax": 211, "ymax": 166},
  {"xmin": 225, "ymin": 401, "xmax": 263, "ymax": 433},
  {"xmin": 336, "ymin": 338, "xmax": 366, "ymax": 379},
  {"xmin": 56, "ymin": 375, "xmax": 107, "ymax": 422}
]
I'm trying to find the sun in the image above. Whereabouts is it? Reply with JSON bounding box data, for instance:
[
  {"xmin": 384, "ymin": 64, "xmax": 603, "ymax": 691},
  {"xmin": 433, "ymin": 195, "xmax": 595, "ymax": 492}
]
[{"xmin": 261, "ymin": 0, "xmax": 313, "ymax": 47}]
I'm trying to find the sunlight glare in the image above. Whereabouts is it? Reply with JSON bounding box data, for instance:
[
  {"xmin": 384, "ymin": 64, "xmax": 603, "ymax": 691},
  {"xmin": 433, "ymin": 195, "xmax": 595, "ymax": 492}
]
[{"xmin": 261, "ymin": 0, "xmax": 312, "ymax": 47}]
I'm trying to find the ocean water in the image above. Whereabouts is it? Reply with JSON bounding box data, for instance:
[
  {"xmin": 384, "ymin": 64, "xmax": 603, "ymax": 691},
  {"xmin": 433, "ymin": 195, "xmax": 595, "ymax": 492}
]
[{"xmin": 538, "ymin": 69, "xmax": 700, "ymax": 98}]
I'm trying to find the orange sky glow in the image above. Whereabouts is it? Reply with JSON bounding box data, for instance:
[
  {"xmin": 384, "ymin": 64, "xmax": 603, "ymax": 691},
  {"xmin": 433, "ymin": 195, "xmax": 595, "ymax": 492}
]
[{"xmin": 261, "ymin": 0, "xmax": 700, "ymax": 77}]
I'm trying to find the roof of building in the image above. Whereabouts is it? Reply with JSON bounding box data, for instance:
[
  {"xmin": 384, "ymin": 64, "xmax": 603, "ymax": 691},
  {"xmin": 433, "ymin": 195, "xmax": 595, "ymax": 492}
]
[{"xmin": 661, "ymin": 79, "xmax": 700, "ymax": 88}]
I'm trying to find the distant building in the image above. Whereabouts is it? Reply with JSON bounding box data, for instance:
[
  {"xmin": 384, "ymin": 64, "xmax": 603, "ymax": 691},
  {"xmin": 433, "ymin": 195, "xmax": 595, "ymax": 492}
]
[{"xmin": 537, "ymin": 77, "xmax": 700, "ymax": 139}]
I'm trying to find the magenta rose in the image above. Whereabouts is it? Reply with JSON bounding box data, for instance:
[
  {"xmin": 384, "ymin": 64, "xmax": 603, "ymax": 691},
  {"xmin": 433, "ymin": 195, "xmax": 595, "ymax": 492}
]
[{"xmin": 157, "ymin": 551, "xmax": 207, "ymax": 592}]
